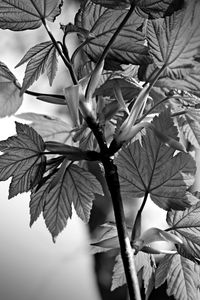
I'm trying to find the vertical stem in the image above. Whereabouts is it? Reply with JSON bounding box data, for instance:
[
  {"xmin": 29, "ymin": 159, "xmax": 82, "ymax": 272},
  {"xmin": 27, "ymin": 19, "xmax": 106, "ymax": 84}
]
[
  {"xmin": 102, "ymin": 157, "xmax": 142, "ymax": 300},
  {"xmin": 42, "ymin": 21, "xmax": 78, "ymax": 85}
]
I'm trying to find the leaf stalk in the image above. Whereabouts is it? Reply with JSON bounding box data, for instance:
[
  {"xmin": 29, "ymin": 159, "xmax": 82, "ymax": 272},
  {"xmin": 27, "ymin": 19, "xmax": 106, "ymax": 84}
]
[{"xmin": 42, "ymin": 21, "xmax": 78, "ymax": 85}]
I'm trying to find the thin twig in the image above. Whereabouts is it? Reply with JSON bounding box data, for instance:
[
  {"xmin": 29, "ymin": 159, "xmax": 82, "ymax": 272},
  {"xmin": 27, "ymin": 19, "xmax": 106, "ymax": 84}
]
[{"xmin": 42, "ymin": 21, "xmax": 78, "ymax": 85}]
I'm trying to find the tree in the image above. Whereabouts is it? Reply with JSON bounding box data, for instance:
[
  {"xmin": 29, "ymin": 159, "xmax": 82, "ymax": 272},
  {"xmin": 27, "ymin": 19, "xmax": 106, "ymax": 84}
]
[{"xmin": 0, "ymin": 0, "xmax": 200, "ymax": 299}]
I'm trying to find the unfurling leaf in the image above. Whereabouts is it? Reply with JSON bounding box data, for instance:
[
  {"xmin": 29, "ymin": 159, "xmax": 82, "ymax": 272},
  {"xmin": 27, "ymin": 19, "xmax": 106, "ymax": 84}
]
[
  {"xmin": 60, "ymin": 22, "xmax": 95, "ymax": 39},
  {"xmin": 0, "ymin": 0, "xmax": 63, "ymax": 31},
  {"xmin": 0, "ymin": 122, "xmax": 46, "ymax": 198},
  {"xmin": 0, "ymin": 61, "xmax": 23, "ymax": 117},
  {"xmin": 115, "ymin": 109, "xmax": 196, "ymax": 210},
  {"xmin": 63, "ymin": 84, "xmax": 80, "ymax": 127},
  {"xmin": 155, "ymin": 254, "xmax": 200, "ymax": 300},
  {"xmin": 167, "ymin": 200, "xmax": 200, "ymax": 262},
  {"xmin": 31, "ymin": 161, "xmax": 103, "ymax": 240},
  {"xmin": 75, "ymin": 1, "xmax": 151, "ymax": 69},
  {"xmin": 132, "ymin": 227, "xmax": 182, "ymax": 254},
  {"xmin": 16, "ymin": 41, "xmax": 58, "ymax": 94}
]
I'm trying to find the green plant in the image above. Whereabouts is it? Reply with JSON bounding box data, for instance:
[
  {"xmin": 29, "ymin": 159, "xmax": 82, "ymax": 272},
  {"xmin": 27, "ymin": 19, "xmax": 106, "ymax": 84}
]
[{"xmin": 0, "ymin": 0, "xmax": 200, "ymax": 299}]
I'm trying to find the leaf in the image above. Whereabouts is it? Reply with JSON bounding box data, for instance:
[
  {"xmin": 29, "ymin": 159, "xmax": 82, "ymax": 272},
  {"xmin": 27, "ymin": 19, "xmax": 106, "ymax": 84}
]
[
  {"xmin": 90, "ymin": 0, "xmax": 131, "ymax": 9},
  {"xmin": 133, "ymin": 227, "xmax": 183, "ymax": 253},
  {"xmin": 184, "ymin": 108, "xmax": 200, "ymax": 149},
  {"xmin": 135, "ymin": 0, "xmax": 184, "ymax": 19},
  {"xmin": 167, "ymin": 200, "xmax": 200, "ymax": 261},
  {"xmin": 91, "ymin": 222, "xmax": 120, "ymax": 252},
  {"xmin": 63, "ymin": 84, "xmax": 80, "ymax": 127},
  {"xmin": 147, "ymin": 1, "xmax": 200, "ymax": 77},
  {"xmin": 35, "ymin": 162, "xmax": 103, "ymax": 239},
  {"xmin": 111, "ymin": 252, "xmax": 155, "ymax": 293},
  {"xmin": 0, "ymin": 61, "xmax": 23, "ymax": 117},
  {"xmin": 75, "ymin": 1, "xmax": 151, "ymax": 69},
  {"xmin": 69, "ymin": 165, "xmax": 103, "ymax": 221},
  {"xmin": 30, "ymin": 177, "xmax": 53, "ymax": 227},
  {"xmin": 155, "ymin": 254, "xmax": 200, "ymax": 300},
  {"xmin": 111, "ymin": 254, "xmax": 126, "ymax": 291},
  {"xmin": 95, "ymin": 75, "xmax": 144, "ymax": 102},
  {"xmin": 142, "ymin": 63, "xmax": 200, "ymax": 96},
  {"xmin": 0, "ymin": 0, "xmax": 63, "ymax": 31},
  {"xmin": 178, "ymin": 114, "xmax": 200, "ymax": 149},
  {"xmin": 0, "ymin": 122, "xmax": 46, "ymax": 198},
  {"xmin": 60, "ymin": 22, "xmax": 95, "ymax": 39},
  {"xmin": 114, "ymin": 109, "xmax": 196, "ymax": 210},
  {"xmin": 17, "ymin": 41, "xmax": 58, "ymax": 94},
  {"xmin": 16, "ymin": 113, "xmax": 71, "ymax": 143}
]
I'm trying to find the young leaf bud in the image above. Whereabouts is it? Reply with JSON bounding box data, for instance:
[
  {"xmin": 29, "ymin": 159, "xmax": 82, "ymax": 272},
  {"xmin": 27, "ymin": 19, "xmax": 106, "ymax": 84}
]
[
  {"xmin": 63, "ymin": 84, "xmax": 80, "ymax": 127},
  {"xmin": 85, "ymin": 59, "xmax": 104, "ymax": 103},
  {"xmin": 132, "ymin": 227, "xmax": 183, "ymax": 254},
  {"xmin": 114, "ymin": 83, "xmax": 150, "ymax": 145}
]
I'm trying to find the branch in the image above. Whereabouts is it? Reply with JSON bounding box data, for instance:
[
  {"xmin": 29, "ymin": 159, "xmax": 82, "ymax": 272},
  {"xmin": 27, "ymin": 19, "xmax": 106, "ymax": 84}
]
[
  {"xmin": 42, "ymin": 21, "xmax": 78, "ymax": 85},
  {"xmin": 86, "ymin": 115, "xmax": 141, "ymax": 300},
  {"xmin": 102, "ymin": 156, "xmax": 141, "ymax": 300},
  {"xmin": 82, "ymin": 3, "xmax": 142, "ymax": 299}
]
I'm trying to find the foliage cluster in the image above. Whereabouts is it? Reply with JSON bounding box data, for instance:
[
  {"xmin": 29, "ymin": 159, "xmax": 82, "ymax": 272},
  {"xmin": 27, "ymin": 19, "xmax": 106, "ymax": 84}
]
[{"xmin": 0, "ymin": 0, "xmax": 200, "ymax": 299}]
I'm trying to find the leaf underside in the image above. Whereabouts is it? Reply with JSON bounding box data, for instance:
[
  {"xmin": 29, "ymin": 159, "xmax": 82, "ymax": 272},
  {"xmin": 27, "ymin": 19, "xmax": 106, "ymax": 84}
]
[
  {"xmin": 31, "ymin": 162, "xmax": 103, "ymax": 240},
  {"xmin": 75, "ymin": 0, "xmax": 151, "ymax": 69},
  {"xmin": 0, "ymin": 122, "xmax": 46, "ymax": 198},
  {"xmin": 17, "ymin": 41, "xmax": 58, "ymax": 94},
  {"xmin": 155, "ymin": 254, "xmax": 200, "ymax": 300},
  {"xmin": 0, "ymin": 0, "xmax": 63, "ymax": 31},
  {"xmin": 115, "ymin": 109, "xmax": 196, "ymax": 210}
]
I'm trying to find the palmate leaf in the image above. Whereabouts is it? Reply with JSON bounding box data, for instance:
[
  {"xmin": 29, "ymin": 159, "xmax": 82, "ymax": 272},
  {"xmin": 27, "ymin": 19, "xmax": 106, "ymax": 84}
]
[
  {"xmin": 135, "ymin": 0, "xmax": 184, "ymax": 19},
  {"xmin": 146, "ymin": 1, "xmax": 200, "ymax": 78},
  {"xmin": 178, "ymin": 114, "xmax": 200, "ymax": 150},
  {"xmin": 141, "ymin": 63, "xmax": 200, "ymax": 96},
  {"xmin": 16, "ymin": 113, "xmax": 71, "ymax": 143},
  {"xmin": 90, "ymin": 0, "xmax": 130, "ymax": 9},
  {"xmin": 0, "ymin": 0, "xmax": 63, "ymax": 31},
  {"xmin": 0, "ymin": 61, "xmax": 23, "ymax": 117},
  {"xmin": 114, "ymin": 109, "xmax": 196, "ymax": 210},
  {"xmin": 16, "ymin": 41, "xmax": 58, "ymax": 94},
  {"xmin": 75, "ymin": 1, "xmax": 151, "ymax": 70},
  {"xmin": 31, "ymin": 160, "xmax": 103, "ymax": 240},
  {"xmin": 167, "ymin": 201, "xmax": 200, "ymax": 261},
  {"xmin": 155, "ymin": 254, "xmax": 200, "ymax": 300},
  {"xmin": 0, "ymin": 122, "xmax": 46, "ymax": 198}
]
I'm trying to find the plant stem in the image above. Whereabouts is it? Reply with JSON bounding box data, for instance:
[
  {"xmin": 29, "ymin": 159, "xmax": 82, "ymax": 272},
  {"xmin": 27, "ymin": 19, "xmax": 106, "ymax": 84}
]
[
  {"xmin": 85, "ymin": 2, "xmax": 136, "ymax": 98},
  {"xmin": 96, "ymin": 3, "xmax": 136, "ymax": 67},
  {"xmin": 25, "ymin": 90, "xmax": 65, "ymax": 99},
  {"xmin": 102, "ymin": 156, "xmax": 142, "ymax": 300},
  {"xmin": 82, "ymin": 4, "xmax": 142, "ymax": 298},
  {"xmin": 42, "ymin": 21, "xmax": 78, "ymax": 85},
  {"xmin": 86, "ymin": 116, "xmax": 141, "ymax": 300},
  {"xmin": 131, "ymin": 191, "xmax": 149, "ymax": 241}
]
